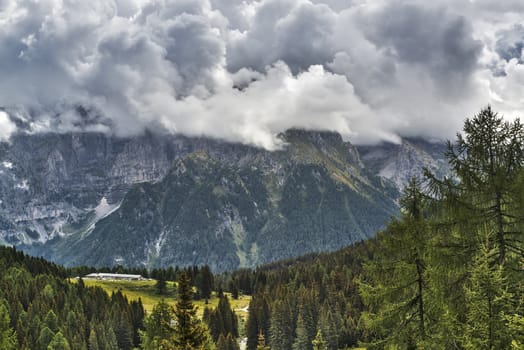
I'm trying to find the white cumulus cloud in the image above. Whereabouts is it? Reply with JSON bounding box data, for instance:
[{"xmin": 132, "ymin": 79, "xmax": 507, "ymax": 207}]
[{"xmin": 0, "ymin": 0, "xmax": 524, "ymax": 147}]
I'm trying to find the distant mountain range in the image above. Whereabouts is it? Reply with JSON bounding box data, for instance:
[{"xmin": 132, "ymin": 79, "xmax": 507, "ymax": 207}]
[{"xmin": 0, "ymin": 129, "xmax": 448, "ymax": 271}]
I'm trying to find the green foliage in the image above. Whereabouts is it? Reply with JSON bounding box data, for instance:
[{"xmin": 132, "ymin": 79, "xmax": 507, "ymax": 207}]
[
  {"xmin": 360, "ymin": 178, "xmax": 434, "ymax": 348},
  {"xmin": 312, "ymin": 330, "xmax": 328, "ymax": 350},
  {"xmin": 245, "ymin": 293, "xmax": 270, "ymax": 350},
  {"xmin": 269, "ymin": 300, "xmax": 294, "ymax": 350},
  {"xmin": 234, "ymin": 107, "xmax": 524, "ymax": 350},
  {"xmin": 203, "ymin": 294, "xmax": 238, "ymax": 342},
  {"xmin": 140, "ymin": 299, "xmax": 176, "ymax": 350},
  {"xmin": 0, "ymin": 246, "xmax": 145, "ymax": 350},
  {"xmin": 155, "ymin": 278, "xmax": 168, "ymax": 295},
  {"xmin": 463, "ymin": 245, "xmax": 513, "ymax": 349},
  {"xmin": 173, "ymin": 272, "xmax": 215, "ymax": 349},
  {"xmin": 293, "ymin": 310, "xmax": 313, "ymax": 350},
  {"xmin": 360, "ymin": 106, "xmax": 524, "ymax": 348},
  {"xmin": 216, "ymin": 333, "xmax": 239, "ymax": 350},
  {"xmin": 47, "ymin": 332, "xmax": 71, "ymax": 350},
  {"xmin": 0, "ymin": 301, "xmax": 16, "ymax": 350}
]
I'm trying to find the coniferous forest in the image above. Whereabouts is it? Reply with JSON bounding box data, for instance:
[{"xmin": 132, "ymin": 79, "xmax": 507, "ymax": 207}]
[
  {"xmin": 230, "ymin": 107, "xmax": 524, "ymax": 350},
  {"xmin": 1, "ymin": 107, "xmax": 523, "ymax": 349}
]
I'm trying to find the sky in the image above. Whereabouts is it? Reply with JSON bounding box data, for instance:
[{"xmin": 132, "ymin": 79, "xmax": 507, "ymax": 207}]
[{"xmin": 1, "ymin": 0, "xmax": 524, "ymax": 148}]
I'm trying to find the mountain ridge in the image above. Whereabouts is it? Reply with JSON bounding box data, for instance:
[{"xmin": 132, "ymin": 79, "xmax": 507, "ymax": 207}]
[{"xmin": 0, "ymin": 129, "xmax": 447, "ymax": 271}]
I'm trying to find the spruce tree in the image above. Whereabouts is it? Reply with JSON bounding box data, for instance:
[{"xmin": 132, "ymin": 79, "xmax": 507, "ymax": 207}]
[
  {"xmin": 256, "ymin": 332, "xmax": 270, "ymax": 350},
  {"xmin": 88, "ymin": 329, "xmax": 99, "ymax": 350},
  {"xmin": 0, "ymin": 301, "xmax": 16, "ymax": 350},
  {"xmin": 173, "ymin": 272, "xmax": 213, "ymax": 349},
  {"xmin": 312, "ymin": 330, "xmax": 328, "ymax": 350},
  {"xmin": 293, "ymin": 311, "xmax": 312, "ymax": 350},
  {"xmin": 47, "ymin": 332, "xmax": 71, "ymax": 350},
  {"xmin": 246, "ymin": 294, "xmax": 270, "ymax": 350},
  {"xmin": 155, "ymin": 278, "xmax": 168, "ymax": 296},
  {"xmin": 140, "ymin": 299, "xmax": 175, "ymax": 350},
  {"xmin": 269, "ymin": 300, "xmax": 294, "ymax": 350}
]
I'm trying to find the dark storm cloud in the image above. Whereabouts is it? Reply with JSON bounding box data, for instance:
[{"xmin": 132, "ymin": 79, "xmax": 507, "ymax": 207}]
[
  {"xmin": 361, "ymin": 3, "xmax": 482, "ymax": 97},
  {"xmin": 0, "ymin": 0, "xmax": 523, "ymax": 146},
  {"xmin": 227, "ymin": 0, "xmax": 336, "ymax": 73},
  {"xmin": 496, "ymin": 24, "xmax": 524, "ymax": 64}
]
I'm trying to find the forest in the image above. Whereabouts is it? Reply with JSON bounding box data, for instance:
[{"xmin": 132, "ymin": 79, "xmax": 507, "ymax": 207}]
[
  {"xmin": 225, "ymin": 106, "xmax": 524, "ymax": 349},
  {"xmin": 1, "ymin": 106, "xmax": 523, "ymax": 349}
]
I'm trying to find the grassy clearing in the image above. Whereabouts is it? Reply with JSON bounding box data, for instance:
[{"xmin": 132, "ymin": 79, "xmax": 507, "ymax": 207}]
[{"xmin": 74, "ymin": 279, "xmax": 251, "ymax": 322}]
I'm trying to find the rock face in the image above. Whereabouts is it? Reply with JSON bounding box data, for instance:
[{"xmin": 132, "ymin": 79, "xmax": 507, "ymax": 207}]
[
  {"xmin": 0, "ymin": 130, "xmax": 447, "ymax": 271},
  {"xmin": 357, "ymin": 138, "xmax": 449, "ymax": 190}
]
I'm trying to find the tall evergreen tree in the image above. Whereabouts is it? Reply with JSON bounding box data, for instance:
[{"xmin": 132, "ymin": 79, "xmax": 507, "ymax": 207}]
[
  {"xmin": 140, "ymin": 299, "xmax": 175, "ymax": 350},
  {"xmin": 203, "ymin": 295, "xmax": 238, "ymax": 342},
  {"xmin": 360, "ymin": 178, "xmax": 434, "ymax": 348},
  {"xmin": 0, "ymin": 301, "xmax": 16, "ymax": 350},
  {"xmin": 293, "ymin": 311, "xmax": 312, "ymax": 350},
  {"xmin": 269, "ymin": 300, "xmax": 294, "ymax": 350},
  {"xmin": 195, "ymin": 266, "xmax": 214, "ymax": 301},
  {"xmin": 246, "ymin": 293, "xmax": 270, "ymax": 350},
  {"xmin": 256, "ymin": 332, "xmax": 269, "ymax": 350},
  {"xmin": 312, "ymin": 330, "xmax": 328, "ymax": 350},
  {"xmin": 173, "ymin": 272, "xmax": 214, "ymax": 349},
  {"xmin": 424, "ymin": 106, "xmax": 524, "ymax": 346},
  {"xmin": 427, "ymin": 106, "xmax": 524, "ymax": 267},
  {"xmin": 47, "ymin": 332, "xmax": 71, "ymax": 350},
  {"xmin": 463, "ymin": 244, "xmax": 513, "ymax": 349}
]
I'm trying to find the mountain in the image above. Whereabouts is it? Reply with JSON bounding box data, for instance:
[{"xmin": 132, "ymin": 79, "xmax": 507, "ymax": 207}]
[
  {"xmin": 0, "ymin": 130, "xmax": 446, "ymax": 271},
  {"xmin": 356, "ymin": 137, "xmax": 450, "ymax": 190}
]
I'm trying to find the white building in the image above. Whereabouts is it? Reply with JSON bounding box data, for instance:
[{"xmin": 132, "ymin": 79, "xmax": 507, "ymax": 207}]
[{"xmin": 84, "ymin": 273, "xmax": 144, "ymax": 281}]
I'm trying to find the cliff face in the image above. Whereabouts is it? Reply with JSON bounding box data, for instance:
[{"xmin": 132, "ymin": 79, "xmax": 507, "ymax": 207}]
[
  {"xmin": 0, "ymin": 130, "xmax": 447, "ymax": 271},
  {"xmin": 357, "ymin": 138, "xmax": 449, "ymax": 190}
]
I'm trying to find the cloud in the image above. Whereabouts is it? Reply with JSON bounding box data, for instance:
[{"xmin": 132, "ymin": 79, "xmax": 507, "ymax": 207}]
[
  {"xmin": 227, "ymin": 0, "xmax": 336, "ymax": 73},
  {"xmin": 156, "ymin": 62, "xmax": 399, "ymax": 149},
  {"xmin": 495, "ymin": 24, "xmax": 524, "ymax": 64},
  {"xmin": 0, "ymin": 112, "xmax": 16, "ymax": 141},
  {"xmin": 0, "ymin": 0, "xmax": 524, "ymax": 147}
]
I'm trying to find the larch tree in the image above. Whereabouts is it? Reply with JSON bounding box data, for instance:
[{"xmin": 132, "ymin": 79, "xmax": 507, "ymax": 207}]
[
  {"xmin": 425, "ymin": 106, "xmax": 524, "ymax": 347},
  {"xmin": 360, "ymin": 178, "xmax": 435, "ymax": 348}
]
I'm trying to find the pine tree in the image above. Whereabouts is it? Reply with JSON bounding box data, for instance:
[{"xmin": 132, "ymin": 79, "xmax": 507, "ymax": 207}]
[
  {"xmin": 140, "ymin": 299, "xmax": 175, "ymax": 350},
  {"xmin": 47, "ymin": 332, "xmax": 71, "ymax": 350},
  {"xmin": 155, "ymin": 278, "xmax": 168, "ymax": 296},
  {"xmin": 204, "ymin": 294, "xmax": 239, "ymax": 342},
  {"xmin": 317, "ymin": 305, "xmax": 341, "ymax": 350},
  {"xmin": 195, "ymin": 266, "xmax": 214, "ymax": 301},
  {"xmin": 216, "ymin": 333, "xmax": 239, "ymax": 350},
  {"xmin": 38, "ymin": 326, "xmax": 55, "ymax": 350},
  {"xmin": 246, "ymin": 293, "xmax": 270, "ymax": 350},
  {"xmin": 293, "ymin": 311, "xmax": 312, "ymax": 350},
  {"xmin": 88, "ymin": 329, "xmax": 99, "ymax": 350},
  {"xmin": 312, "ymin": 330, "xmax": 328, "ymax": 350},
  {"xmin": 216, "ymin": 334, "xmax": 228, "ymax": 350},
  {"xmin": 256, "ymin": 332, "xmax": 269, "ymax": 350},
  {"xmin": 269, "ymin": 300, "xmax": 294, "ymax": 350},
  {"xmin": 173, "ymin": 272, "xmax": 213, "ymax": 349},
  {"xmin": 0, "ymin": 301, "xmax": 16, "ymax": 350}
]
